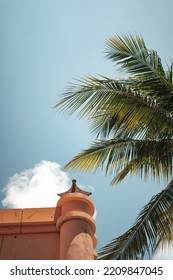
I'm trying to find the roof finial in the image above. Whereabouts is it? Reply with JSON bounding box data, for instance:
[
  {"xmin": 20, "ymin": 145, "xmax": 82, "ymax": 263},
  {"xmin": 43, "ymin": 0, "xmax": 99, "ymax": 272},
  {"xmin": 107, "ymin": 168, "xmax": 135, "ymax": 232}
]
[
  {"xmin": 71, "ymin": 179, "xmax": 77, "ymax": 192},
  {"xmin": 58, "ymin": 179, "xmax": 92, "ymax": 197}
]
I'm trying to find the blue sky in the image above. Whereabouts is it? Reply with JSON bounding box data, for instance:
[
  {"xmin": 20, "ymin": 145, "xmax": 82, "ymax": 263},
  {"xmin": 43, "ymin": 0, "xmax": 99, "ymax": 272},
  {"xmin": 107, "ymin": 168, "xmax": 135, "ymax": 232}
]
[{"xmin": 0, "ymin": 0, "xmax": 173, "ymax": 258}]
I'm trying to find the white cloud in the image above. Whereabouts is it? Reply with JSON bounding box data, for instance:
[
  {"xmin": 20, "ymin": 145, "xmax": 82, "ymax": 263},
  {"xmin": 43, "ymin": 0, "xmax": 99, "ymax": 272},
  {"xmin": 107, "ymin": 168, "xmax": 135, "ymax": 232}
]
[
  {"xmin": 1, "ymin": 160, "xmax": 97, "ymax": 223},
  {"xmin": 1, "ymin": 161, "xmax": 69, "ymax": 208}
]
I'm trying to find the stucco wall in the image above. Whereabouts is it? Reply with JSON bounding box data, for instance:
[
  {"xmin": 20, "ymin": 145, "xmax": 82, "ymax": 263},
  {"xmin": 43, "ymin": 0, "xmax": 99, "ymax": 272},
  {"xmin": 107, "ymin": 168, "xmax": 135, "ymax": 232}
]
[
  {"xmin": 0, "ymin": 207, "xmax": 60, "ymax": 260},
  {"xmin": 0, "ymin": 187, "xmax": 97, "ymax": 260},
  {"xmin": 0, "ymin": 232, "xmax": 60, "ymax": 260}
]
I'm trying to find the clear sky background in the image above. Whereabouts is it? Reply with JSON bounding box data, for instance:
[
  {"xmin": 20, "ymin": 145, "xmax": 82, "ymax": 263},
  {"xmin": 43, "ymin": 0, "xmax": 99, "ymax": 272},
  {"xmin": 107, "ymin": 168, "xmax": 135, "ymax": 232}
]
[{"xmin": 0, "ymin": 0, "xmax": 173, "ymax": 259}]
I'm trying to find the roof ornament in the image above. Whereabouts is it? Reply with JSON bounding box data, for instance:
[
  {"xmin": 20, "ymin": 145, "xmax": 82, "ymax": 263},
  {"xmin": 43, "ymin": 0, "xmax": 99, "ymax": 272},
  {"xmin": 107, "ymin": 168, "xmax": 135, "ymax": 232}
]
[{"xmin": 58, "ymin": 179, "xmax": 92, "ymax": 197}]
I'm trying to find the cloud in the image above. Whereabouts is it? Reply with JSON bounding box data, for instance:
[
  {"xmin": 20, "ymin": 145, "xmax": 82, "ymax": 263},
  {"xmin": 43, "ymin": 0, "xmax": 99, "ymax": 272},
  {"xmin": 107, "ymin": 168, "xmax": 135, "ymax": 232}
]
[
  {"xmin": 1, "ymin": 161, "xmax": 69, "ymax": 208},
  {"xmin": 1, "ymin": 160, "xmax": 97, "ymax": 220}
]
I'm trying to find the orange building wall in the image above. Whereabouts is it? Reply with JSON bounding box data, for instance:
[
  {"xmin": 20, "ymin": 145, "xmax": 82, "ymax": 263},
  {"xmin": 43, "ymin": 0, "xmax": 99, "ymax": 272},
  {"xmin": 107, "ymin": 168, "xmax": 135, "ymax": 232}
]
[
  {"xmin": 0, "ymin": 232, "xmax": 60, "ymax": 260},
  {"xmin": 0, "ymin": 207, "xmax": 60, "ymax": 260},
  {"xmin": 0, "ymin": 182, "xmax": 97, "ymax": 260}
]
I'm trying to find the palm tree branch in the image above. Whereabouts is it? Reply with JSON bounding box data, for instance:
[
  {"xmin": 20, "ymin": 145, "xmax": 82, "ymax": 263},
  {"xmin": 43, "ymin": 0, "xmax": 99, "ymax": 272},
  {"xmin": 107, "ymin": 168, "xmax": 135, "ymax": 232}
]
[
  {"xmin": 64, "ymin": 138, "xmax": 173, "ymax": 184},
  {"xmin": 99, "ymin": 178, "xmax": 173, "ymax": 259},
  {"xmin": 105, "ymin": 34, "xmax": 173, "ymax": 96},
  {"xmin": 54, "ymin": 77, "xmax": 173, "ymax": 137}
]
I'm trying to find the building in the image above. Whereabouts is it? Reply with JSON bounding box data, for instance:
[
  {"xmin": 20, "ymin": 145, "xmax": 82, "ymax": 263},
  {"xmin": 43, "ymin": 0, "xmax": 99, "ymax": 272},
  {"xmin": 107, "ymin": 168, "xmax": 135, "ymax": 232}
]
[{"xmin": 0, "ymin": 180, "xmax": 97, "ymax": 260}]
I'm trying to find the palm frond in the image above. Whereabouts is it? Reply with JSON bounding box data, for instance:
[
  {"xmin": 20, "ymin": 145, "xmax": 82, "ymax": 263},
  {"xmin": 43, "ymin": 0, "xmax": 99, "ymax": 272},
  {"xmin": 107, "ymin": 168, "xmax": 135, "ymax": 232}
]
[
  {"xmin": 99, "ymin": 178, "xmax": 173, "ymax": 259},
  {"xmin": 54, "ymin": 76, "xmax": 173, "ymax": 139},
  {"xmin": 105, "ymin": 34, "xmax": 173, "ymax": 99},
  {"xmin": 65, "ymin": 138, "xmax": 173, "ymax": 184}
]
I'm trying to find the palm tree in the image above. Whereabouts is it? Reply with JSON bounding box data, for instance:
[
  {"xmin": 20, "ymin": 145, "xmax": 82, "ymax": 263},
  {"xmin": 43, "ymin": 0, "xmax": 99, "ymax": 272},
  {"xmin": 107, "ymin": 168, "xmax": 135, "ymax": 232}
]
[{"xmin": 54, "ymin": 34, "xmax": 173, "ymax": 259}]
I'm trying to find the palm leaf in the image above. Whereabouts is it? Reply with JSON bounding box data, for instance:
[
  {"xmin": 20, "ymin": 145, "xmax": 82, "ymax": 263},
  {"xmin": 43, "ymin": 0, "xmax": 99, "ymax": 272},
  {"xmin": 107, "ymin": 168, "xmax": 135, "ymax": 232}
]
[
  {"xmin": 99, "ymin": 178, "xmax": 173, "ymax": 259},
  {"xmin": 105, "ymin": 34, "xmax": 173, "ymax": 99},
  {"xmin": 54, "ymin": 77, "xmax": 173, "ymax": 139},
  {"xmin": 65, "ymin": 138, "xmax": 173, "ymax": 184}
]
